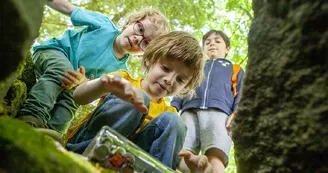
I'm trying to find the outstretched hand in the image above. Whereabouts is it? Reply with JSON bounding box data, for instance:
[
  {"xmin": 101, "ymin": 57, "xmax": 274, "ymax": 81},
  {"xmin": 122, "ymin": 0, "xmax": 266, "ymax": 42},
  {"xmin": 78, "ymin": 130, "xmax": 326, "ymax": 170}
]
[
  {"xmin": 61, "ymin": 66, "xmax": 88, "ymax": 90},
  {"xmin": 100, "ymin": 72, "xmax": 148, "ymax": 113},
  {"xmin": 178, "ymin": 149, "xmax": 213, "ymax": 173}
]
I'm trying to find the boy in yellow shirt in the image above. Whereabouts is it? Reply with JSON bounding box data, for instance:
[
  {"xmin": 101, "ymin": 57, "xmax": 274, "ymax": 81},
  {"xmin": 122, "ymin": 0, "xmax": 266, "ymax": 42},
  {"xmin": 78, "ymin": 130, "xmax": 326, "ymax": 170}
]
[{"xmin": 66, "ymin": 31, "xmax": 205, "ymax": 170}]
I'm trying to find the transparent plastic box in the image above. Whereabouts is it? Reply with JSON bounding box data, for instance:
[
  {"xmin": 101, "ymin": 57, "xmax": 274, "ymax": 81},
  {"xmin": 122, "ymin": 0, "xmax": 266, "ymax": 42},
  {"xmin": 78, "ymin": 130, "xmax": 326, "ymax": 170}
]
[{"xmin": 82, "ymin": 126, "xmax": 175, "ymax": 173}]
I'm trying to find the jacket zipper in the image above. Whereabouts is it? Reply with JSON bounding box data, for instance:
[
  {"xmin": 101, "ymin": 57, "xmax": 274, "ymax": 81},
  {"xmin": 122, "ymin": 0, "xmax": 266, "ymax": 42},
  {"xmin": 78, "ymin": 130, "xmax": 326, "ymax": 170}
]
[{"xmin": 201, "ymin": 59, "xmax": 215, "ymax": 109}]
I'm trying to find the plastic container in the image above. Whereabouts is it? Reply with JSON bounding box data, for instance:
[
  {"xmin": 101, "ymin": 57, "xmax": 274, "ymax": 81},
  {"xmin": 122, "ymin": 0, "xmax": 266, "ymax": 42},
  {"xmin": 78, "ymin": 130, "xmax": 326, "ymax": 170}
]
[{"xmin": 82, "ymin": 126, "xmax": 174, "ymax": 173}]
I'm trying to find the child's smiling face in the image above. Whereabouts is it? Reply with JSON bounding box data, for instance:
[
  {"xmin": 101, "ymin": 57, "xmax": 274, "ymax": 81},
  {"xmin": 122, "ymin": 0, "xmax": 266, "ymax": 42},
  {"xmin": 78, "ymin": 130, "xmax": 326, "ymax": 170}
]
[{"xmin": 142, "ymin": 58, "xmax": 192, "ymax": 102}]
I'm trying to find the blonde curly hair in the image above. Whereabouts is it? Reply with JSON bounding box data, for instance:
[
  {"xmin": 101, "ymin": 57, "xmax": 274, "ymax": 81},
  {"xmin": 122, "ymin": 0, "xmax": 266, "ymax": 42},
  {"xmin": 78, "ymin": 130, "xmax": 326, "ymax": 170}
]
[{"xmin": 123, "ymin": 8, "xmax": 171, "ymax": 35}]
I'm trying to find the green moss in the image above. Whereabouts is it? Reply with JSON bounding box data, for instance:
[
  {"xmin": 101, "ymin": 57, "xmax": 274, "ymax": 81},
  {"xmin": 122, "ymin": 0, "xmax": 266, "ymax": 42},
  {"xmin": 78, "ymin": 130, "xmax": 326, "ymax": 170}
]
[
  {"xmin": 0, "ymin": 116, "xmax": 114, "ymax": 173},
  {"xmin": 4, "ymin": 80, "xmax": 27, "ymax": 117},
  {"xmin": 0, "ymin": 103, "xmax": 6, "ymax": 115},
  {"xmin": 17, "ymin": 52, "xmax": 36, "ymax": 92}
]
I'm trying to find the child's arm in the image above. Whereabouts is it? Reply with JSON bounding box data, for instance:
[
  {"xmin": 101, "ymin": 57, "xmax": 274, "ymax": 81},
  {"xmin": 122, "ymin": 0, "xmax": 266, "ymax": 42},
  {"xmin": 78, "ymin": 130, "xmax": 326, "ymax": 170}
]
[
  {"xmin": 47, "ymin": 0, "xmax": 74, "ymax": 16},
  {"xmin": 73, "ymin": 72, "xmax": 148, "ymax": 113}
]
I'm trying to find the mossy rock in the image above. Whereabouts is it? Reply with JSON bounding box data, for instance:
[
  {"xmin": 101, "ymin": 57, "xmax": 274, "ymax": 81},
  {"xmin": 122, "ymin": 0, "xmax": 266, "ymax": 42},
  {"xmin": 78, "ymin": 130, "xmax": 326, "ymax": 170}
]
[
  {"xmin": 3, "ymin": 80, "xmax": 27, "ymax": 117},
  {"xmin": 17, "ymin": 51, "xmax": 36, "ymax": 93},
  {"xmin": 1, "ymin": 0, "xmax": 45, "ymax": 81},
  {"xmin": 0, "ymin": 116, "xmax": 115, "ymax": 173},
  {"xmin": 0, "ymin": 74, "xmax": 19, "ymax": 115},
  {"xmin": 3, "ymin": 52, "xmax": 36, "ymax": 117},
  {"xmin": 1, "ymin": 0, "xmax": 42, "ymax": 115}
]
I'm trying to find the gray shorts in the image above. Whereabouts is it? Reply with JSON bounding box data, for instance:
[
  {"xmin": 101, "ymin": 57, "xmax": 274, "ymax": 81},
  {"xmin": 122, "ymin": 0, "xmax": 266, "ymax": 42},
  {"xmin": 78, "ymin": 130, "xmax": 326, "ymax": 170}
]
[{"xmin": 181, "ymin": 109, "xmax": 232, "ymax": 165}]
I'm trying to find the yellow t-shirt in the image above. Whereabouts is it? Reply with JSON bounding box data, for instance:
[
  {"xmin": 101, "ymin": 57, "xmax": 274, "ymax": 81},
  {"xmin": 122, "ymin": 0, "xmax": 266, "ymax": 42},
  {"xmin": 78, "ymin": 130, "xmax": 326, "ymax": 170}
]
[{"xmin": 66, "ymin": 70, "xmax": 177, "ymax": 142}]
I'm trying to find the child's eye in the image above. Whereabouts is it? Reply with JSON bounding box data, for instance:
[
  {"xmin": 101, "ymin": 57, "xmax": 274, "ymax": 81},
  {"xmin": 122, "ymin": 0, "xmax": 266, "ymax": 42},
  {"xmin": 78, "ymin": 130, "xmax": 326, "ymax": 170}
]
[
  {"xmin": 139, "ymin": 27, "xmax": 145, "ymax": 34},
  {"xmin": 135, "ymin": 22, "xmax": 145, "ymax": 35},
  {"xmin": 176, "ymin": 77, "xmax": 185, "ymax": 84},
  {"xmin": 161, "ymin": 65, "xmax": 170, "ymax": 72}
]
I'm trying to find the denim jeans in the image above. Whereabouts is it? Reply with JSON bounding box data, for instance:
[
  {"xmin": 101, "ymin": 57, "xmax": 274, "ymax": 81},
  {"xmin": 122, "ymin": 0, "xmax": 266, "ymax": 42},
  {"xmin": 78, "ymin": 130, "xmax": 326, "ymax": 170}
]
[
  {"xmin": 17, "ymin": 49, "xmax": 79, "ymax": 134},
  {"xmin": 67, "ymin": 93, "xmax": 186, "ymax": 170}
]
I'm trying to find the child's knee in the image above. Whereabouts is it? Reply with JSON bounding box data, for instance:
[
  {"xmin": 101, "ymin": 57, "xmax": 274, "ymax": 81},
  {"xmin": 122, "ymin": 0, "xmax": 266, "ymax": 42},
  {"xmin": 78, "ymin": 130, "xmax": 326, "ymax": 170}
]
[
  {"xmin": 159, "ymin": 112, "xmax": 186, "ymax": 135},
  {"xmin": 205, "ymin": 148, "xmax": 228, "ymax": 167}
]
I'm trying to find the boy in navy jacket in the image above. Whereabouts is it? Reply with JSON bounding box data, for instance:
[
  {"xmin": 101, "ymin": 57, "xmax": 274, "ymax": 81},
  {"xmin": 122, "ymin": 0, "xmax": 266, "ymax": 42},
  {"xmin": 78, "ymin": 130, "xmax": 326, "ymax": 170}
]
[{"xmin": 172, "ymin": 30, "xmax": 244, "ymax": 172}]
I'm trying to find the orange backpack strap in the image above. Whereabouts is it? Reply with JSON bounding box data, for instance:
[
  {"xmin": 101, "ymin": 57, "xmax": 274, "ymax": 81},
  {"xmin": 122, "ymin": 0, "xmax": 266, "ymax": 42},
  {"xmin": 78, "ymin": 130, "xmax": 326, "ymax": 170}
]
[{"xmin": 232, "ymin": 64, "xmax": 241, "ymax": 98}]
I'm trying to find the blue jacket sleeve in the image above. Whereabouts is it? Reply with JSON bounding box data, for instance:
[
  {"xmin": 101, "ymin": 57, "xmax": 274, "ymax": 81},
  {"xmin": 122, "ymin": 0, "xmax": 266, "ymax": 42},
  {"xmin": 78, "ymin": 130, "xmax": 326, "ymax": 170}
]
[
  {"xmin": 232, "ymin": 67, "xmax": 244, "ymax": 112},
  {"xmin": 170, "ymin": 97, "xmax": 183, "ymax": 112}
]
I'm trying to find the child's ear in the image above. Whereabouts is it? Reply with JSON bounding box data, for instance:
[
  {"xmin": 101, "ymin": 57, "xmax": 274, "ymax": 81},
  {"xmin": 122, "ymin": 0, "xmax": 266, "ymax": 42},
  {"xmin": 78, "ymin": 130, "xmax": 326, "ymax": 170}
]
[
  {"xmin": 225, "ymin": 47, "xmax": 230, "ymax": 54},
  {"xmin": 145, "ymin": 60, "xmax": 150, "ymax": 67}
]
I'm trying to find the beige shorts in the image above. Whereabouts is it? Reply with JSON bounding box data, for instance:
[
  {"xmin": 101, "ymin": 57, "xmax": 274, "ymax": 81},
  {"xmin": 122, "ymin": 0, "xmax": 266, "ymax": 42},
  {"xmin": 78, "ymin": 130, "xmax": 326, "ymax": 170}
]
[{"xmin": 181, "ymin": 109, "xmax": 232, "ymax": 166}]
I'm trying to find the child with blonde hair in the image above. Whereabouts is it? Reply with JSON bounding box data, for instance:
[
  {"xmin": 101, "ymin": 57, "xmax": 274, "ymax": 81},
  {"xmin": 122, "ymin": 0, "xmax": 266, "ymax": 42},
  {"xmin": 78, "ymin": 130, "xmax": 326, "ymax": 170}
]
[
  {"xmin": 65, "ymin": 31, "xmax": 204, "ymax": 170},
  {"xmin": 16, "ymin": 0, "xmax": 170, "ymax": 134}
]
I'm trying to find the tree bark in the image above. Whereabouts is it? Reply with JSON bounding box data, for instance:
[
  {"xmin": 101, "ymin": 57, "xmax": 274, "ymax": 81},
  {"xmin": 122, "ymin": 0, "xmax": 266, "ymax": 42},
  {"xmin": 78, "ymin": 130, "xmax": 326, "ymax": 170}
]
[{"xmin": 233, "ymin": 1, "xmax": 328, "ymax": 172}]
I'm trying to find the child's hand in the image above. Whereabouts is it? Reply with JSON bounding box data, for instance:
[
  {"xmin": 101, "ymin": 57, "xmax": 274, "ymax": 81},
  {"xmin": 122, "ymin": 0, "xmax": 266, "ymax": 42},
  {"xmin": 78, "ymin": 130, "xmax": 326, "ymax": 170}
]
[
  {"xmin": 61, "ymin": 66, "xmax": 88, "ymax": 90},
  {"xmin": 178, "ymin": 149, "xmax": 213, "ymax": 173},
  {"xmin": 226, "ymin": 112, "xmax": 235, "ymax": 137},
  {"xmin": 100, "ymin": 72, "xmax": 148, "ymax": 113}
]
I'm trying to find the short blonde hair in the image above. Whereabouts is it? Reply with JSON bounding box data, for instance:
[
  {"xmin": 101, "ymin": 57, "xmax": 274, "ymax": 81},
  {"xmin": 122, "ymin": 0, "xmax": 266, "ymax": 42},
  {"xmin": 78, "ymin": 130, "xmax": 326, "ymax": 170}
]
[
  {"xmin": 123, "ymin": 8, "xmax": 171, "ymax": 35},
  {"xmin": 142, "ymin": 31, "xmax": 204, "ymax": 98}
]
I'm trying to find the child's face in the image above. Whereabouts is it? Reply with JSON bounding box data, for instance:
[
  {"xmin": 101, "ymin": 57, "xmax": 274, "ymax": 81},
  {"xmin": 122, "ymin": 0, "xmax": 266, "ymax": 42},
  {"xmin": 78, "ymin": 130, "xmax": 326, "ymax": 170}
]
[
  {"xmin": 143, "ymin": 58, "xmax": 192, "ymax": 101},
  {"xmin": 117, "ymin": 18, "xmax": 162, "ymax": 55},
  {"xmin": 203, "ymin": 33, "xmax": 229, "ymax": 59}
]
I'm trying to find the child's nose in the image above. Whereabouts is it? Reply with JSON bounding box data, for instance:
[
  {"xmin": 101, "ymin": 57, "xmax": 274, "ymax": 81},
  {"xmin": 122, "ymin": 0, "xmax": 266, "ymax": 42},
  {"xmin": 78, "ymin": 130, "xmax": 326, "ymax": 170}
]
[
  {"xmin": 134, "ymin": 35, "xmax": 143, "ymax": 44},
  {"xmin": 164, "ymin": 74, "xmax": 175, "ymax": 86}
]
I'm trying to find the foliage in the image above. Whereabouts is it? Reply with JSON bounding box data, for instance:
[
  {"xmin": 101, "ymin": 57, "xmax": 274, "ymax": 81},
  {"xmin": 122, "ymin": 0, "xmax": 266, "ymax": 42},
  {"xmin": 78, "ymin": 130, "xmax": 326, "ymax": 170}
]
[{"xmin": 226, "ymin": 144, "xmax": 237, "ymax": 173}]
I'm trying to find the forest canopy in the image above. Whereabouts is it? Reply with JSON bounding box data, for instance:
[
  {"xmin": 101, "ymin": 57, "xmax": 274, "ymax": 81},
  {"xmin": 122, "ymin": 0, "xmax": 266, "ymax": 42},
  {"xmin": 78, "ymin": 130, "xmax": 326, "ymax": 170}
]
[{"xmin": 36, "ymin": 0, "xmax": 252, "ymax": 77}]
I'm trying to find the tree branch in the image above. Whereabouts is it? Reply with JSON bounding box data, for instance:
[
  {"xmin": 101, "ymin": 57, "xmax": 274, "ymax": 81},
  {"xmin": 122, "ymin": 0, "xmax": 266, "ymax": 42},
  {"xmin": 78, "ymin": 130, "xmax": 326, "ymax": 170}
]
[
  {"xmin": 239, "ymin": 55, "xmax": 248, "ymax": 65},
  {"xmin": 238, "ymin": 6, "xmax": 253, "ymax": 20}
]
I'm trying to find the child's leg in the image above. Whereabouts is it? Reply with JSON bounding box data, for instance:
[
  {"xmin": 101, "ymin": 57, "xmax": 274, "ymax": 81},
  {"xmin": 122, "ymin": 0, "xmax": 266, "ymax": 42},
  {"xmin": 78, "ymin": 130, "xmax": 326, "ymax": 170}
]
[
  {"xmin": 199, "ymin": 109, "xmax": 232, "ymax": 173},
  {"xmin": 16, "ymin": 49, "xmax": 74, "ymax": 128},
  {"xmin": 178, "ymin": 157, "xmax": 190, "ymax": 172},
  {"xmin": 178, "ymin": 109, "xmax": 200, "ymax": 172},
  {"xmin": 67, "ymin": 93, "xmax": 150, "ymax": 153},
  {"xmin": 132, "ymin": 112, "xmax": 186, "ymax": 170},
  {"xmin": 48, "ymin": 89, "xmax": 79, "ymax": 134},
  {"xmin": 205, "ymin": 148, "xmax": 226, "ymax": 173}
]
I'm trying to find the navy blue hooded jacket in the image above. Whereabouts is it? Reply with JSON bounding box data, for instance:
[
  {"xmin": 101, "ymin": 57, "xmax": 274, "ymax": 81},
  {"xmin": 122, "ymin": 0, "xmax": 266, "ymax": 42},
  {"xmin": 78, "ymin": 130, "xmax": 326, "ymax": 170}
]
[{"xmin": 171, "ymin": 58, "xmax": 244, "ymax": 116}]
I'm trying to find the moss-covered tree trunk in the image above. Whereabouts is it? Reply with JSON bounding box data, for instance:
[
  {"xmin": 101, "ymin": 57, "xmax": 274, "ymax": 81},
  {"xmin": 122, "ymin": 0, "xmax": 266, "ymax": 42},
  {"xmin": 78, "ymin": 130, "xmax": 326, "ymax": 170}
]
[{"xmin": 233, "ymin": 0, "xmax": 328, "ymax": 172}]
